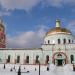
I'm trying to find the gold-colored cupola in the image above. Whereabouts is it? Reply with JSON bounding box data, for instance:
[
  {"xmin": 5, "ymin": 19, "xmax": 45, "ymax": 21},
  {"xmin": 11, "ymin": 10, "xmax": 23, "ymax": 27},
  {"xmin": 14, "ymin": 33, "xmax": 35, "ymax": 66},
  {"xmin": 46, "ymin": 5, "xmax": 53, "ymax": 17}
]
[{"xmin": 46, "ymin": 19, "xmax": 72, "ymax": 36}]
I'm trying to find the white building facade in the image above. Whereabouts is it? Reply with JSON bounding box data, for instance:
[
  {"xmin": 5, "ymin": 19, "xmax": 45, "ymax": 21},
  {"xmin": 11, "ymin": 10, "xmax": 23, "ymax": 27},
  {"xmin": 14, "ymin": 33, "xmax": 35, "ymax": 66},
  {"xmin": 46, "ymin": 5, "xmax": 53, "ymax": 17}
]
[{"xmin": 0, "ymin": 19, "xmax": 75, "ymax": 66}]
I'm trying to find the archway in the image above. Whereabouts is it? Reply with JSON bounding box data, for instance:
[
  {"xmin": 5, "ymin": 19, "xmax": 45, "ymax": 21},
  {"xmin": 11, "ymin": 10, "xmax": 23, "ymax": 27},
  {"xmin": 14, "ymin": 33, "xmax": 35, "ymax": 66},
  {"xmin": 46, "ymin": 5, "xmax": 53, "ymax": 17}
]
[{"xmin": 52, "ymin": 52, "xmax": 68, "ymax": 66}]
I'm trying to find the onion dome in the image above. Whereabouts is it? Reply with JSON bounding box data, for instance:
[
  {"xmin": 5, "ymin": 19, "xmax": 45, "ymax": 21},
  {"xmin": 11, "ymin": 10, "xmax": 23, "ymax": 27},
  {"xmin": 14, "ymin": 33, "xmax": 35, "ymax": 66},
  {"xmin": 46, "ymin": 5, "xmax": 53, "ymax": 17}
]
[{"xmin": 46, "ymin": 19, "xmax": 71, "ymax": 36}]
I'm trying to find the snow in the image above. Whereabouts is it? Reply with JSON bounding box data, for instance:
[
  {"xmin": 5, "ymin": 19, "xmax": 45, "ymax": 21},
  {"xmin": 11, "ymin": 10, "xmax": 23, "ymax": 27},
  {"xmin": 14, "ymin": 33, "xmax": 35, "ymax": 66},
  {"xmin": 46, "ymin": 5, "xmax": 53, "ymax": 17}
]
[{"xmin": 0, "ymin": 64, "xmax": 75, "ymax": 75}]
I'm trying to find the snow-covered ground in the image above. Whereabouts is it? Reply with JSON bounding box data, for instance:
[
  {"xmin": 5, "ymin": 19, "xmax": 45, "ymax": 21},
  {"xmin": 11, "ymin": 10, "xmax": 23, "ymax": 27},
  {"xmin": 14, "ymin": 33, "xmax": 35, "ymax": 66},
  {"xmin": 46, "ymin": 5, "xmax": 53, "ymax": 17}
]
[{"xmin": 0, "ymin": 64, "xmax": 75, "ymax": 75}]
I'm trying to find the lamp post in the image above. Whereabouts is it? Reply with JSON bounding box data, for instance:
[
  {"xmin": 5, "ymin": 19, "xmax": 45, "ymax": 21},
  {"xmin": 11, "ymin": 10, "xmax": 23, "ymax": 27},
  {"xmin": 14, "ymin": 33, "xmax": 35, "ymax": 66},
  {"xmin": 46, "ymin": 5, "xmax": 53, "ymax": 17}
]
[{"xmin": 39, "ymin": 61, "xmax": 40, "ymax": 75}]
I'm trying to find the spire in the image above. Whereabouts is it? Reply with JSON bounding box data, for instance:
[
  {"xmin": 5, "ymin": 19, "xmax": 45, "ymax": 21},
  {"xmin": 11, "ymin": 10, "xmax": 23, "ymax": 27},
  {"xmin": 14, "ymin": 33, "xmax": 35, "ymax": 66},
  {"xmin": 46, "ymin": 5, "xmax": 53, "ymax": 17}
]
[{"xmin": 56, "ymin": 19, "xmax": 60, "ymax": 28}]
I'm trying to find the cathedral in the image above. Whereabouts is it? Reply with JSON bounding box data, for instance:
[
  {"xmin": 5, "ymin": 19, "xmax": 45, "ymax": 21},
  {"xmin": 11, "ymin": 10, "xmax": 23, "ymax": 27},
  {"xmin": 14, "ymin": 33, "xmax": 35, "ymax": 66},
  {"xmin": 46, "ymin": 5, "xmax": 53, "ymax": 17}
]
[{"xmin": 0, "ymin": 19, "xmax": 75, "ymax": 66}]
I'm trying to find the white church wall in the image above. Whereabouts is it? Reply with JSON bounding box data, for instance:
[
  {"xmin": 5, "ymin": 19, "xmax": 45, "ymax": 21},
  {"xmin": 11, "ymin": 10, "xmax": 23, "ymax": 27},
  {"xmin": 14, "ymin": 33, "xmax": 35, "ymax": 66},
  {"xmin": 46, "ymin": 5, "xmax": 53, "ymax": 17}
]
[
  {"xmin": 0, "ymin": 48, "xmax": 44, "ymax": 64},
  {"xmin": 44, "ymin": 34, "xmax": 74, "ymax": 45},
  {"xmin": 0, "ymin": 46, "xmax": 75, "ymax": 65}
]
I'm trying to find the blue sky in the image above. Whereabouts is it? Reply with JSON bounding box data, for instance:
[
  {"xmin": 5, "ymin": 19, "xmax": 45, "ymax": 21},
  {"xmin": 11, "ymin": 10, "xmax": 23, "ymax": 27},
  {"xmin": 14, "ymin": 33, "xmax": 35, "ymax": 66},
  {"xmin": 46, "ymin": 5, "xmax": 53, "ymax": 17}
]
[{"xmin": 0, "ymin": 0, "xmax": 75, "ymax": 48}]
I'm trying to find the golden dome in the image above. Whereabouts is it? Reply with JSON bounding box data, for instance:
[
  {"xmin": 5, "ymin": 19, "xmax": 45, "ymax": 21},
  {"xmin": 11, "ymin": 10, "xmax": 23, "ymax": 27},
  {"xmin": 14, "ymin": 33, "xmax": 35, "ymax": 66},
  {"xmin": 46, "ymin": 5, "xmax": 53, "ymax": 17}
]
[
  {"xmin": 46, "ymin": 27, "xmax": 71, "ymax": 35},
  {"xmin": 46, "ymin": 19, "xmax": 71, "ymax": 36}
]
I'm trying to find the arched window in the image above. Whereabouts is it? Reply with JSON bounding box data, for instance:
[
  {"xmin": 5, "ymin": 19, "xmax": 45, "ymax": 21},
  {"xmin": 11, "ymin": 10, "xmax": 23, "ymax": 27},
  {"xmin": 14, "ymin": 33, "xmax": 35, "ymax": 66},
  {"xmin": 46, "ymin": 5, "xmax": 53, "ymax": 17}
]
[
  {"xmin": 58, "ymin": 39, "xmax": 60, "ymax": 44},
  {"xmin": 46, "ymin": 55, "xmax": 49, "ymax": 64},
  {"xmin": 48, "ymin": 40, "xmax": 50, "ymax": 44},
  {"xmin": 63, "ymin": 39, "xmax": 66, "ymax": 44},
  {"xmin": 7, "ymin": 55, "xmax": 10, "ymax": 63},
  {"xmin": 70, "ymin": 55, "xmax": 74, "ymax": 64},
  {"xmin": 68, "ymin": 39, "xmax": 71, "ymax": 44},
  {"xmin": 17, "ymin": 56, "xmax": 20, "ymax": 63},
  {"xmin": 26, "ymin": 56, "xmax": 29, "ymax": 63},
  {"xmin": 35, "ymin": 55, "xmax": 39, "ymax": 64}
]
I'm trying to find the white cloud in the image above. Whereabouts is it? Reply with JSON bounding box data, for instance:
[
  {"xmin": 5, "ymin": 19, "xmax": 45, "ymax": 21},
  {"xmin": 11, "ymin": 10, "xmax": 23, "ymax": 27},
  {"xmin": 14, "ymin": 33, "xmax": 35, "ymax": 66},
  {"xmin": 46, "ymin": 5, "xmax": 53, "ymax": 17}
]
[
  {"xmin": 6, "ymin": 25, "xmax": 47, "ymax": 48},
  {"xmin": 45, "ymin": 0, "xmax": 75, "ymax": 7},
  {"xmin": 0, "ymin": 0, "xmax": 75, "ymax": 12},
  {"xmin": 0, "ymin": 0, "xmax": 41, "ymax": 12}
]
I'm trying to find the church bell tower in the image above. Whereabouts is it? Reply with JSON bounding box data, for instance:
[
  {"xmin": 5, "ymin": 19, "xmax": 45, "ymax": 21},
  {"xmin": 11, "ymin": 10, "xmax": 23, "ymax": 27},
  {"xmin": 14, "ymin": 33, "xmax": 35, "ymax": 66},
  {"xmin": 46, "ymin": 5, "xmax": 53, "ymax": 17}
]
[{"xmin": 0, "ymin": 18, "xmax": 6, "ymax": 48}]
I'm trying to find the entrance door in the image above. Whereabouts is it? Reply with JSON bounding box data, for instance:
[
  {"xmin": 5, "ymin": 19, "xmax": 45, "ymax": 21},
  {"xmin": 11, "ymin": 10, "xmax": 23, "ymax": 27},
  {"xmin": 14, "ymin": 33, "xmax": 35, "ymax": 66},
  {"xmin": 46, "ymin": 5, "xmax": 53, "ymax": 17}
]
[
  {"xmin": 57, "ymin": 59, "xmax": 63, "ymax": 66},
  {"xmin": 53, "ymin": 52, "xmax": 67, "ymax": 66}
]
